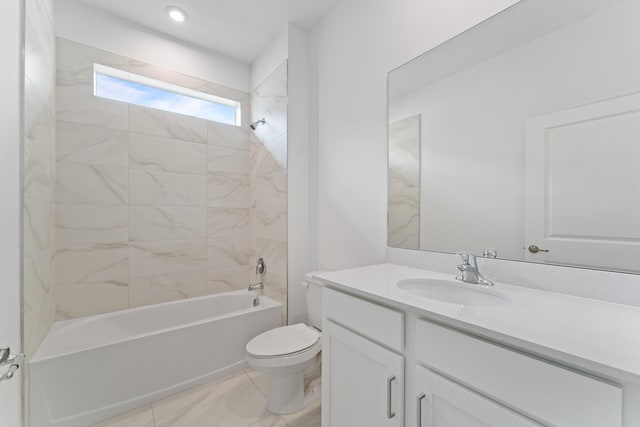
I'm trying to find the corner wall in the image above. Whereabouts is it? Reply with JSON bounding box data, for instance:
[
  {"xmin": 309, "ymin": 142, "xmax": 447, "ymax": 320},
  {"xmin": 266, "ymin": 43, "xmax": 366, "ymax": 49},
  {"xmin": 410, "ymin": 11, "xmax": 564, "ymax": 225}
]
[
  {"xmin": 310, "ymin": 0, "xmax": 518, "ymax": 270},
  {"xmin": 250, "ymin": 24, "xmax": 311, "ymax": 325},
  {"xmin": 286, "ymin": 25, "xmax": 311, "ymax": 325},
  {"xmin": 250, "ymin": 62, "xmax": 289, "ymax": 321},
  {"xmin": 23, "ymin": 0, "xmax": 56, "ymax": 423},
  {"xmin": 23, "ymin": 0, "xmax": 56, "ymax": 362}
]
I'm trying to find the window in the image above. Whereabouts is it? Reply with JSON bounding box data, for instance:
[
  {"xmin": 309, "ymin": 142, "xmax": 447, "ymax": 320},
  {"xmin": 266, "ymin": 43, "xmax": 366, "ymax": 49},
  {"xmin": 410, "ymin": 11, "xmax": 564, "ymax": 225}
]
[{"xmin": 93, "ymin": 64, "xmax": 241, "ymax": 126}]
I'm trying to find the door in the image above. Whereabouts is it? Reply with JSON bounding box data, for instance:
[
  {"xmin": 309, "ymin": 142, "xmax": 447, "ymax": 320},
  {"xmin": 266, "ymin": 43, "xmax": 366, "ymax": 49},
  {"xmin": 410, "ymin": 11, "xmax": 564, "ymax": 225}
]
[
  {"xmin": 0, "ymin": 0, "xmax": 25, "ymax": 425},
  {"xmin": 525, "ymin": 92, "xmax": 640, "ymax": 271},
  {"xmin": 415, "ymin": 366, "xmax": 540, "ymax": 427},
  {"xmin": 322, "ymin": 320, "xmax": 404, "ymax": 427}
]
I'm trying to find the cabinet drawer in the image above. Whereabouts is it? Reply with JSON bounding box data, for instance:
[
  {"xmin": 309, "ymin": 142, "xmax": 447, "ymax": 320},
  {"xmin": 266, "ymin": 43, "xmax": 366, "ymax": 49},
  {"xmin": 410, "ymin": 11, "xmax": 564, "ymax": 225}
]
[
  {"xmin": 415, "ymin": 319, "xmax": 622, "ymax": 427},
  {"xmin": 323, "ymin": 288, "xmax": 404, "ymax": 351}
]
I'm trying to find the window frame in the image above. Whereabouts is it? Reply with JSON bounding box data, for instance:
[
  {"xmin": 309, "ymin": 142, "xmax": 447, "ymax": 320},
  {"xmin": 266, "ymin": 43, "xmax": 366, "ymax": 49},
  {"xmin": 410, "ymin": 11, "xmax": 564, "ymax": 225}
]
[{"xmin": 93, "ymin": 63, "xmax": 242, "ymax": 126}]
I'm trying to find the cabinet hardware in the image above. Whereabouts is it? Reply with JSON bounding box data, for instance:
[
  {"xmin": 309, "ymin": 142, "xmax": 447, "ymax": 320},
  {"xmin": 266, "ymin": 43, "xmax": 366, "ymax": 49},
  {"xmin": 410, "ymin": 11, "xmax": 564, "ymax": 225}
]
[
  {"xmin": 387, "ymin": 375, "xmax": 396, "ymax": 419},
  {"xmin": 416, "ymin": 393, "xmax": 426, "ymax": 426}
]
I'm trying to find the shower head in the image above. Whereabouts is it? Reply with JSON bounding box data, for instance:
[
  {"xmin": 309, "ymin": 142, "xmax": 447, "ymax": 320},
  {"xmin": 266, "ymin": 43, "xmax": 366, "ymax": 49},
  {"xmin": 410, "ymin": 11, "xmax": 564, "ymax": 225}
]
[{"xmin": 250, "ymin": 118, "xmax": 266, "ymax": 130}]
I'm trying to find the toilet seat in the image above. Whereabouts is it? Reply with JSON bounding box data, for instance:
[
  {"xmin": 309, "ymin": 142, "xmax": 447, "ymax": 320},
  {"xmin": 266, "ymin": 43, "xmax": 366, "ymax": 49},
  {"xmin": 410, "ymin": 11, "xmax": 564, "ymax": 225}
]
[{"xmin": 247, "ymin": 323, "xmax": 320, "ymax": 358}]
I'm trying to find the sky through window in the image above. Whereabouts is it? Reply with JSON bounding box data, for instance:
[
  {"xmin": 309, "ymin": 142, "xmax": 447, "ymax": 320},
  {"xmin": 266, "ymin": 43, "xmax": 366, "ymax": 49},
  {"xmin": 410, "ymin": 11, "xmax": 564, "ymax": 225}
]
[{"xmin": 94, "ymin": 69, "xmax": 239, "ymax": 126}]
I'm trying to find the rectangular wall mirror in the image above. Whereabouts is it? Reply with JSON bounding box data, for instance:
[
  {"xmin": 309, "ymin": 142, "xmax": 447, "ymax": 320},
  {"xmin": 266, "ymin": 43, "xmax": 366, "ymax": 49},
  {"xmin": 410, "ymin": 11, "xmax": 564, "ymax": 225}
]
[{"xmin": 388, "ymin": 0, "xmax": 640, "ymax": 273}]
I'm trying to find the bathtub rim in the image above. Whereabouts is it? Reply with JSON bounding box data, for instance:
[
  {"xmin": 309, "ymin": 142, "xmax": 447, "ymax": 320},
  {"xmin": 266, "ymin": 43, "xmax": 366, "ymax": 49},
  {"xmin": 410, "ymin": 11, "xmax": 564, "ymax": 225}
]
[{"xmin": 31, "ymin": 290, "xmax": 280, "ymax": 363}]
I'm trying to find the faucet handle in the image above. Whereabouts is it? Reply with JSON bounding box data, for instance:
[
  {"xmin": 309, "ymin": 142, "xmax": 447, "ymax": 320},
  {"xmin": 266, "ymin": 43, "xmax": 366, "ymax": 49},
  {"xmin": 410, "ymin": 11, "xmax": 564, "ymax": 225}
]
[
  {"xmin": 482, "ymin": 248, "xmax": 497, "ymax": 259},
  {"xmin": 456, "ymin": 252, "xmax": 477, "ymax": 265},
  {"xmin": 456, "ymin": 252, "xmax": 471, "ymax": 264}
]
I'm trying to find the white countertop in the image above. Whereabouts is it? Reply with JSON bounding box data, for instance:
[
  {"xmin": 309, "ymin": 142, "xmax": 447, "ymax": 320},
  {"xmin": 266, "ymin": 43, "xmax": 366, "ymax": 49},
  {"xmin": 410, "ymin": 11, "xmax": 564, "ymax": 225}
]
[{"xmin": 314, "ymin": 263, "xmax": 640, "ymax": 386}]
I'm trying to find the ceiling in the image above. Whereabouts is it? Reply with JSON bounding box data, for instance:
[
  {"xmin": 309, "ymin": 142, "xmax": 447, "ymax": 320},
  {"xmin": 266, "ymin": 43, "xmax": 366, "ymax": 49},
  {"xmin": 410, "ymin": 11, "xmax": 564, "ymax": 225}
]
[{"xmin": 75, "ymin": 0, "xmax": 343, "ymax": 64}]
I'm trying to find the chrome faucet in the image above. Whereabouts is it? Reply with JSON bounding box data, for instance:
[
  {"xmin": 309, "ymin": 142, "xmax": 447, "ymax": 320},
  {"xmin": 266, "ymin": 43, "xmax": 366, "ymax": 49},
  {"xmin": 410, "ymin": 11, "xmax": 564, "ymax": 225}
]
[
  {"xmin": 248, "ymin": 282, "xmax": 264, "ymax": 292},
  {"xmin": 248, "ymin": 282, "xmax": 263, "ymax": 306},
  {"xmin": 248, "ymin": 258, "xmax": 266, "ymax": 292},
  {"xmin": 248, "ymin": 258, "xmax": 266, "ymax": 306},
  {"xmin": 456, "ymin": 253, "xmax": 494, "ymax": 286}
]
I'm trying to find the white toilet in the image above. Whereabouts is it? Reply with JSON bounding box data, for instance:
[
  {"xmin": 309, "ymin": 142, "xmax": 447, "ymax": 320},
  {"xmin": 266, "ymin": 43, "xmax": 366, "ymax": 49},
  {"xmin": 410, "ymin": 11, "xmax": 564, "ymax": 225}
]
[{"xmin": 246, "ymin": 274, "xmax": 325, "ymax": 414}]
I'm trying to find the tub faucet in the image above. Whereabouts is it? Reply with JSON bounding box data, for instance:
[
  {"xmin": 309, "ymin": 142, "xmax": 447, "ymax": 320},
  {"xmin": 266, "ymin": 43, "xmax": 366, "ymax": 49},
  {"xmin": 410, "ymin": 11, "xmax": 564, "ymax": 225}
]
[
  {"xmin": 248, "ymin": 282, "xmax": 264, "ymax": 292},
  {"xmin": 456, "ymin": 253, "xmax": 493, "ymax": 286},
  {"xmin": 249, "ymin": 258, "xmax": 266, "ymax": 306},
  {"xmin": 248, "ymin": 282, "xmax": 263, "ymax": 307},
  {"xmin": 249, "ymin": 258, "xmax": 266, "ymax": 292}
]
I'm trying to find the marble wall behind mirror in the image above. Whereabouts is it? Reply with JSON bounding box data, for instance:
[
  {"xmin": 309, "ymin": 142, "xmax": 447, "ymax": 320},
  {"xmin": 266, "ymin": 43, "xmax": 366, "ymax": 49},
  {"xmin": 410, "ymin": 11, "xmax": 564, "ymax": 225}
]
[
  {"xmin": 388, "ymin": 115, "xmax": 420, "ymax": 250},
  {"xmin": 388, "ymin": 0, "xmax": 640, "ymax": 273}
]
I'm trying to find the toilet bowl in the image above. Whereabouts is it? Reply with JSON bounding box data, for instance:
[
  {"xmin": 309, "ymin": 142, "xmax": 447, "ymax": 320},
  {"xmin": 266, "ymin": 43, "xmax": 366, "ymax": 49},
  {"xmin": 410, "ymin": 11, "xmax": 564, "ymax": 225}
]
[{"xmin": 246, "ymin": 274, "xmax": 325, "ymax": 414}]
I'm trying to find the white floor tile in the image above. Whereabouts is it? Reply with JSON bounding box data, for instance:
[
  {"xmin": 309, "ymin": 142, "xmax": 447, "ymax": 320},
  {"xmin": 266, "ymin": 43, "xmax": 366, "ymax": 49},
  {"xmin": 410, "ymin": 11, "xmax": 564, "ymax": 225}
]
[
  {"xmin": 90, "ymin": 369, "xmax": 321, "ymax": 427},
  {"xmin": 244, "ymin": 368, "xmax": 270, "ymax": 396},
  {"xmin": 246, "ymin": 416, "xmax": 289, "ymax": 427},
  {"xmin": 151, "ymin": 371, "xmax": 275, "ymax": 427},
  {"xmin": 282, "ymin": 399, "xmax": 321, "ymax": 427},
  {"xmin": 90, "ymin": 405, "xmax": 155, "ymax": 427}
]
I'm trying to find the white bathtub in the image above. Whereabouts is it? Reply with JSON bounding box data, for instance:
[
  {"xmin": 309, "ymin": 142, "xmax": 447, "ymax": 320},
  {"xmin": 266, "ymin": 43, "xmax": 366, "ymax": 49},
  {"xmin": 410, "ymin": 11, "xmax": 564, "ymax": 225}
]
[{"xmin": 29, "ymin": 291, "xmax": 281, "ymax": 427}]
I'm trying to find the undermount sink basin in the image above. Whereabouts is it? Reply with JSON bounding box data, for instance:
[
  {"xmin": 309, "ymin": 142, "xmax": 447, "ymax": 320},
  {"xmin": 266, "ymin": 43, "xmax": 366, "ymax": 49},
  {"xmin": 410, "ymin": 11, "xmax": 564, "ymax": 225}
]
[{"xmin": 396, "ymin": 278, "xmax": 510, "ymax": 306}]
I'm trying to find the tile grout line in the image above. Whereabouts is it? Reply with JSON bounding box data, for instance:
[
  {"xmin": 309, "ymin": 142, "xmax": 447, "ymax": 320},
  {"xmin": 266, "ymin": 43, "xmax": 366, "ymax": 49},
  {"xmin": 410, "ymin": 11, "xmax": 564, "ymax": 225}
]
[
  {"xmin": 242, "ymin": 369, "xmax": 293, "ymax": 427},
  {"xmin": 243, "ymin": 369, "xmax": 267, "ymax": 398},
  {"xmin": 150, "ymin": 402, "xmax": 159, "ymax": 427}
]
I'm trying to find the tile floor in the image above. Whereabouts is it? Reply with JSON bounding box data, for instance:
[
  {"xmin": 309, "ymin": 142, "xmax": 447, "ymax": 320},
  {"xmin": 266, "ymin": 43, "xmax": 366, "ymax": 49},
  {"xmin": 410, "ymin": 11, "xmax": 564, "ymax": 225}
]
[{"xmin": 91, "ymin": 369, "xmax": 321, "ymax": 427}]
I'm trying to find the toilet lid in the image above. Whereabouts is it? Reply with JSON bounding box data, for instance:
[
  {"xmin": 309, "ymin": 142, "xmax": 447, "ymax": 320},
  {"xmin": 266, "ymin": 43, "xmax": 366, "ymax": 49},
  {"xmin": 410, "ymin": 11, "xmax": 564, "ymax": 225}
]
[{"xmin": 247, "ymin": 323, "xmax": 320, "ymax": 357}]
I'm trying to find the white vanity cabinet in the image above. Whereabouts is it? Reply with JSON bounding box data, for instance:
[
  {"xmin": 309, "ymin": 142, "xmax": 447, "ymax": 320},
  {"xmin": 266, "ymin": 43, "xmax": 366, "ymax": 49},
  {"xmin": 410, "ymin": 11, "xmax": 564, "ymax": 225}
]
[
  {"xmin": 321, "ymin": 286, "xmax": 626, "ymax": 427},
  {"xmin": 322, "ymin": 288, "xmax": 405, "ymax": 427}
]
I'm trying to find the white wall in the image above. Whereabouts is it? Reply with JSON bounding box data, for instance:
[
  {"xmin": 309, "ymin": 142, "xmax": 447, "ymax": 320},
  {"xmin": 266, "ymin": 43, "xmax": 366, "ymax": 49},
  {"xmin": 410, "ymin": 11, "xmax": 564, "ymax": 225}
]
[
  {"xmin": 0, "ymin": 1, "xmax": 25, "ymax": 424},
  {"xmin": 251, "ymin": 26, "xmax": 289, "ymax": 92},
  {"xmin": 310, "ymin": 0, "xmax": 519, "ymax": 270},
  {"xmin": 55, "ymin": 0, "xmax": 251, "ymax": 93},
  {"xmin": 287, "ymin": 24, "xmax": 311, "ymax": 324}
]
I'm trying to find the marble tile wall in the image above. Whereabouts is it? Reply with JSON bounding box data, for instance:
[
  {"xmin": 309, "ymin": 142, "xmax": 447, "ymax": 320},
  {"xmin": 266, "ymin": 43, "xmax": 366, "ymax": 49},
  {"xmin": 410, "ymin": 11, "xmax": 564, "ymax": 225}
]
[
  {"xmin": 23, "ymin": 1, "xmax": 55, "ymax": 424},
  {"xmin": 250, "ymin": 62, "xmax": 289, "ymax": 321},
  {"xmin": 388, "ymin": 115, "xmax": 420, "ymax": 250},
  {"xmin": 24, "ymin": 0, "xmax": 55, "ymax": 364},
  {"xmin": 54, "ymin": 38, "xmax": 259, "ymax": 319}
]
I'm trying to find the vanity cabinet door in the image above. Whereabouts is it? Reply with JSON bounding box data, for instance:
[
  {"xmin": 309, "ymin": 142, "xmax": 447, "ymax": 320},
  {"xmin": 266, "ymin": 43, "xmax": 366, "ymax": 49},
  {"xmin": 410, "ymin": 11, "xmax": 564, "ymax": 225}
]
[
  {"xmin": 322, "ymin": 320, "xmax": 404, "ymax": 427},
  {"xmin": 415, "ymin": 366, "xmax": 541, "ymax": 427}
]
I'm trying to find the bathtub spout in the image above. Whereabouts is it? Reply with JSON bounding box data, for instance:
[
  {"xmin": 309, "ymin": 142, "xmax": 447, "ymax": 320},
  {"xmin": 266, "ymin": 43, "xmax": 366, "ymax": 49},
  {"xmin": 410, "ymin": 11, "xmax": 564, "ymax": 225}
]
[
  {"xmin": 248, "ymin": 282, "xmax": 264, "ymax": 292},
  {"xmin": 249, "ymin": 282, "xmax": 263, "ymax": 307}
]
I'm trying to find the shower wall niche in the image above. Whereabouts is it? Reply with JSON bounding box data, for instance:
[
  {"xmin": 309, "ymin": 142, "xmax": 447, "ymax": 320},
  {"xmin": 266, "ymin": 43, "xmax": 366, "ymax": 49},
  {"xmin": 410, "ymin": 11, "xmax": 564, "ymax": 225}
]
[{"xmin": 53, "ymin": 38, "xmax": 288, "ymax": 320}]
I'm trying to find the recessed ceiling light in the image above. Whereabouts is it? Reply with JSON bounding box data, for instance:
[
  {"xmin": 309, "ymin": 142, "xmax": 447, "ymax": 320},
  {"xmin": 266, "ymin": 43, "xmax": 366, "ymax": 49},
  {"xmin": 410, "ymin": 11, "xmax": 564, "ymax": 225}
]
[{"xmin": 166, "ymin": 6, "xmax": 187, "ymax": 23}]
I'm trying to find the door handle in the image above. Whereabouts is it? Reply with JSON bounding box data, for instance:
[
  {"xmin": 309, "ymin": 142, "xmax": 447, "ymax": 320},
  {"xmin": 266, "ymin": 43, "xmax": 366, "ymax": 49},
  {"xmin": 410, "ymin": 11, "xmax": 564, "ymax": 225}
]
[
  {"xmin": 0, "ymin": 347, "xmax": 24, "ymax": 383},
  {"xmin": 528, "ymin": 245, "xmax": 549, "ymax": 254},
  {"xmin": 417, "ymin": 393, "xmax": 426, "ymax": 426},
  {"xmin": 387, "ymin": 375, "xmax": 396, "ymax": 419}
]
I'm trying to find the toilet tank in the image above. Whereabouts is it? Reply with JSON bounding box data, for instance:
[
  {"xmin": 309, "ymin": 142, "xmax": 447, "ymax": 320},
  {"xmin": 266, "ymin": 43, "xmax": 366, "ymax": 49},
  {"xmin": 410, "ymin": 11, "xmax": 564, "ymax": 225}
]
[{"xmin": 303, "ymin": 272, "xmax": 326, "ymax": 330}]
